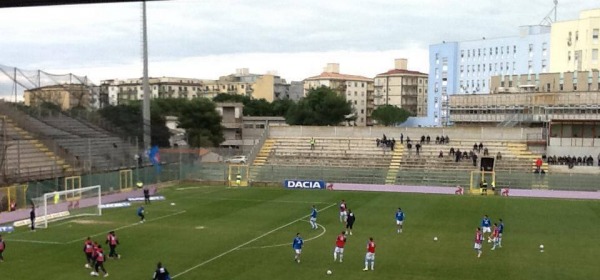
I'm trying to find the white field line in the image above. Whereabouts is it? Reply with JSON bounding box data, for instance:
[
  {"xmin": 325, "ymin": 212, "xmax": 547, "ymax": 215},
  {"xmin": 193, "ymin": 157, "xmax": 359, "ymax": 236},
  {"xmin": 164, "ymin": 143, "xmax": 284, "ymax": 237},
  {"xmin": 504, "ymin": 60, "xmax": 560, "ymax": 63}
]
[
  {"xmin": 171, "ymin": 203, "xmax": 337, "ymax": 279},
  {"xmin": 194, "ymin": 197, "xmax": 331, "ymax": 205},
  {"xmin": 238, "ymin": 221, "xmax": 327, "ymax": 250},
  {"xmin": 3, "ymin": 238, "xmax": 63, "ymax": 245},
  {"xmin": 65, "ymin": 210, "xmax": 187, "ymax": 244}
]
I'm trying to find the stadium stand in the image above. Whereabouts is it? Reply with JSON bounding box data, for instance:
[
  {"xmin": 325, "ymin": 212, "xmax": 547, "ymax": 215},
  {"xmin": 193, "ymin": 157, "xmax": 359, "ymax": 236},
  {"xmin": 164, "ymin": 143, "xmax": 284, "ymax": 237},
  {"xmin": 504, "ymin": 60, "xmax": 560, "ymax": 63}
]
[
  {"xmin": 1, "ymin": 114, "xmax": 72, "ymax": 182},
  {"xmin": 249, "ymin": 135, "xmax": 546, "ymax": 189},
  {"xmin": 0, "ymin": 101, "xmax": 137, "ymax": 183}
]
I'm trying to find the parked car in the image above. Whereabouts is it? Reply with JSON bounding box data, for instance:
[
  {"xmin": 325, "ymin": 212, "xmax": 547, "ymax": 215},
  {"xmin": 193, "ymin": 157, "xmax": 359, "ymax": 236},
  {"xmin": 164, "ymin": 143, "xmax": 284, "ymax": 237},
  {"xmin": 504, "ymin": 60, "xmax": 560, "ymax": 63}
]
[{"xmin": 225, "ymin": 155, "xmax": 247, "ymax": 164}]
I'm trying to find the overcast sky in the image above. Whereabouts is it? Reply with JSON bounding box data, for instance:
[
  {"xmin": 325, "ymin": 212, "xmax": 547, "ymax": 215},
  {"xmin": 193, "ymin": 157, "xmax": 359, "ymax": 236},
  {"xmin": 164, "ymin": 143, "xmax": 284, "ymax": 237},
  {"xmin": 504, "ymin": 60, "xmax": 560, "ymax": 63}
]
[{"xmin": 0, "ymin": 0, "xmax": 598, "ymax": 99}]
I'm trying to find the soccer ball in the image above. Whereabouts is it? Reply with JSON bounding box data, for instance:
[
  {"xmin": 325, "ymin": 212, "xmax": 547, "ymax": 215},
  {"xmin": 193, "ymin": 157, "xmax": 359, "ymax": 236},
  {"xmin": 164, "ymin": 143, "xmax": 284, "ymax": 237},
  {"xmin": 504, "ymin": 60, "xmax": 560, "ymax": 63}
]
[
  {"xmin": 326, "ymin": 270, "xmax": 332, "ymax": 275},
  {"xmin": 433, "ymin": 237, "xmax": 438, "ymax": 241},
  {"xmin": 170, "ymin": 202, "xmax": 176, "ymax": 206},
  {"xmin": 539, "ymin": 244, "xmax": 544, "ymax": 250}
]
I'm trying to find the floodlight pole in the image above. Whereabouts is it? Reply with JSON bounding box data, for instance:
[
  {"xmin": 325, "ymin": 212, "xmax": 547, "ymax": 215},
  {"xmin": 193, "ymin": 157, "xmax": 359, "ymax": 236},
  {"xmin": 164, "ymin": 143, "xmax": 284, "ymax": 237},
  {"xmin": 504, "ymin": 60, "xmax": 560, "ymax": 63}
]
[{"xmin": 142, "ymin": 0, "xmax": 151, "ymax": 150}]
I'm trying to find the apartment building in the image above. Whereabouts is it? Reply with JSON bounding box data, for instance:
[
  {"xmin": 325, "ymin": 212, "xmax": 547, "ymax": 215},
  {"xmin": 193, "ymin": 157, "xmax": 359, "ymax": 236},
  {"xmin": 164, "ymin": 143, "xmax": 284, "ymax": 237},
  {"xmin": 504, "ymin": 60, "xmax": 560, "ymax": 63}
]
[
  {"xmin": 550, "ymin": 9, "xmax": 600, "ymax": 72},
  {"xmin": 374, "ymin": 59, "xmax": 428, "ymax": 117},
  {"xmin": 24, "ymin": 84, "xmax": 92, "ymax": 110},
  {"xmin": 428, "ymin": 25, "xmax": 551, "ymax": 126},
  {"xmin": 99, "ymin": 69, "xmax": 291, "ymax": 106},
  {"xmin": 303, "ymin": 63, "xmax": 374, "ymax": 126}
]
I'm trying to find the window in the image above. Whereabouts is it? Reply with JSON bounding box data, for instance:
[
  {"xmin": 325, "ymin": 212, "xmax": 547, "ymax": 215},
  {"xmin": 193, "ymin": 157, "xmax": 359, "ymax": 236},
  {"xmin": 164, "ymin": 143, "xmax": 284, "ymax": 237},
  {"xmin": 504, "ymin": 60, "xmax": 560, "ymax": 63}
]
[
  {"xmin": 575, "ymin": 31, "xmax": 579, "ymax": 41},
  {"xmin": 461, "ymin": 50, "xmax": 464, "ymax": 58},
  {"xmin": 360, "ymin": 109, "xmax": 364, "ymax": 114},
  {"xmin": 542, "ymin": 59, "xmax": 547, "ymax": 72},
  {"xmin": 568, "ymin": 51, "xmax": 572, "ymax": 61},
  {"xmin": 256, "ymin": 124, "xmax": 265, "ymax": 129},
  {"xmin": 354, "ymin": 91, "xmax": 357, "ymax": 96},
  {"xmin": 542, "ymin": 42, "xmax": 547, "ymax": 56},
  {"xmin": 592, "ymin": 49, "xmax": 599, "ymax": 62},
  {"xmin": 468, "ymin": 50, "xmax": 471, "ymax": 57},
  {"xmin": 594, "ymin": 29, "xmax": 599, "ymax": 44}
]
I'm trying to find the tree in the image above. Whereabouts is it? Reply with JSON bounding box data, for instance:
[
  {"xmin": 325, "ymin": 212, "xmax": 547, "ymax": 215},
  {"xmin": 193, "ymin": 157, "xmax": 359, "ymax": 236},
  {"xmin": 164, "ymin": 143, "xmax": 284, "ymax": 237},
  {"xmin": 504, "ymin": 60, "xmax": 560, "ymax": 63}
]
[
  {"xmin": 286, "ymin": 86, "xmax": 352, "ymax": 126},
  {"xmin": 370, "ymin": 105, "xmax": 412, "ymax": 126},
  {"xmin": 98, "ymin": 102, "xmax": 170, "ymax": 147},
  {"xmin": 175, "ymin": 98, "xmax": 224, "ymax": 147}
]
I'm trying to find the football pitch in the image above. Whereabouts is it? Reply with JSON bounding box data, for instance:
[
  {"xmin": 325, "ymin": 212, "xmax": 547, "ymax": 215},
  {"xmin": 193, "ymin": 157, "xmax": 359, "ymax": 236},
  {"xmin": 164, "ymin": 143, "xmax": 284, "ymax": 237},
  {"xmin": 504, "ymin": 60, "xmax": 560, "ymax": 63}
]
[{"xmin": 2, "ymin": 184, "xmax": 599, "ymax": 279}]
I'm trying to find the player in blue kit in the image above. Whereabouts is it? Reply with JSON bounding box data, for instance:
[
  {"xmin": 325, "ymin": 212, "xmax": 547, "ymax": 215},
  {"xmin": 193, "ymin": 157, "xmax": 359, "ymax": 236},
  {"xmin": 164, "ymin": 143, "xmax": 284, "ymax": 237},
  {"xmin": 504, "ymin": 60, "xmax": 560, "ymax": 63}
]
[
  {"xmin": 395, "ymin": 208, "xmax": 405, "ymax": 234},
  {"xmin": 481, "ymin": 215, "xmax": 492, "ymax": 242},
  {"xmin": 309, "ymin": 205, "xmax": 318, "ymax": 230},
  {"xmin": 137, "ymin": 206, "xmax": 146, "ymax": 223},
  {"xmin": 292, "ymin": 233, "xmax": 304, "ymax": 263},
  {"xmin": 497, "ymin": 218, "xmax": 504, "ymax": 248}
]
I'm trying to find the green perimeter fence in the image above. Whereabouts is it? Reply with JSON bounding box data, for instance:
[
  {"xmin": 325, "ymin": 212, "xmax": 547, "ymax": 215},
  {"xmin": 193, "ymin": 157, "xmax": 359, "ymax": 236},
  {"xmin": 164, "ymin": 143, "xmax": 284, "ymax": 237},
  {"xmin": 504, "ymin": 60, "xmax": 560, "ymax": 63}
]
[{"xmin": 4, "ymin": 162, "xmax": 600, "ymax": 212}]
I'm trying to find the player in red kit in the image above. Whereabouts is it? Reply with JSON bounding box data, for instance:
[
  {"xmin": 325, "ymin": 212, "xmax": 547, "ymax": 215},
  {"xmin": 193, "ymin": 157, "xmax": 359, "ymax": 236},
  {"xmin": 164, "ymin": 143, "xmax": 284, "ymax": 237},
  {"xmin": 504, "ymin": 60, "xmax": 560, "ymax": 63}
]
[
  {"xmin": 84, "ymin": 237, "xmax": 94, "ymax": 268},
  {"xmin": 474, "ymin": 227, "xmax": 483, "ymax": 258},
  {"xmin": 339, "ymin": 200, "xmax": 347, "ymax": 223},
  {"xmin": 105, "ymin": 231, "xmax": 120, "ymax": 259},
  {"xmin": 363, "ymin": 237, "xmax": 376, "ymax": 271},
  {"xmin": 0, "ymin": 234, "xmax": 6, "ymax": 262},
  {"xmin": 91, "ymin": 245, "xmax": 108, "ymax": 277},
  {"xmin": 491, "ymin": 223, "xmax": 500, "ymax": 250},
  {"xmin": 333, "ymin": 231, "xmax": 346, "ymax": 262}
]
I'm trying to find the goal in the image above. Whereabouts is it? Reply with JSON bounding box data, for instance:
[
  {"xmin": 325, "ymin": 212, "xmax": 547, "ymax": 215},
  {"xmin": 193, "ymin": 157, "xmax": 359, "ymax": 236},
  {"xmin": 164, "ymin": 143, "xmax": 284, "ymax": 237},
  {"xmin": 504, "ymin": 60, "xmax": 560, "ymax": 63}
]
[{"xmin": 31, "ymin": 185, "xmax": 102, "ymax": 229}]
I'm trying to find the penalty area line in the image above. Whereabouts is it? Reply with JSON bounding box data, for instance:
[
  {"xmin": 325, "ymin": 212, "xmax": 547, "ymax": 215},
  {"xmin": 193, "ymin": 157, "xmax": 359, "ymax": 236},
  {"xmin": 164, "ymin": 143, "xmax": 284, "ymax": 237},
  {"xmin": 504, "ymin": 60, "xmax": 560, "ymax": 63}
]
[
  {"xmin": 3, "ymin": 238, "xmax": 63, "ymax": 245},
  {"xmin": 65, "ymin": 210, "xmax": 187, "ymax": 244},
  {"xmin": 171, "ymin": 203, "xmax": 337, "ymax": 279}
]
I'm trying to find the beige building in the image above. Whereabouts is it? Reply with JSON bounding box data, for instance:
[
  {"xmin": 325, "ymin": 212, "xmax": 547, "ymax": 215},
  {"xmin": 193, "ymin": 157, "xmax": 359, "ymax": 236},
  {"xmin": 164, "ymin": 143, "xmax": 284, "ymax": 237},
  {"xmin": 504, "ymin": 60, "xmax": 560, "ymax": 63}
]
[
  {"xmin": 100, "ymin": 70, "xmax": 289, "ymax": 106},
  {"xmin": 450, "ymin": 70, "xmax": 600, "ymax": 125},
  {"xmin": 490, "ymin": 70, "xmax": 600, "ymax": 93},
  {"xmin": 304, "ymin": 63, "xmax": 374, "ymax": 126},
  {"xmin": 374, "ymin": 59, "xmax": 428, "ymax": 117},
  {"xmin": 24, "ymin": 84, "xmax": 91, "ymax": 110},
  {"xmin": 550, "ymin": 9, "xmax": 600, "ymax": 72}
]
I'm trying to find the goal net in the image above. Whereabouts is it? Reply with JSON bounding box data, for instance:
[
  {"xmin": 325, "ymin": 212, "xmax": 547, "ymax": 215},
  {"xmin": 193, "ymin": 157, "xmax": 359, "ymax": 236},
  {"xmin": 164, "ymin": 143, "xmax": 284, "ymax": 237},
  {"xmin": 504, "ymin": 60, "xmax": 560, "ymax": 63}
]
[{"xmin": 30, "ymin": 185, "xmax": 102, "ymax": 229}]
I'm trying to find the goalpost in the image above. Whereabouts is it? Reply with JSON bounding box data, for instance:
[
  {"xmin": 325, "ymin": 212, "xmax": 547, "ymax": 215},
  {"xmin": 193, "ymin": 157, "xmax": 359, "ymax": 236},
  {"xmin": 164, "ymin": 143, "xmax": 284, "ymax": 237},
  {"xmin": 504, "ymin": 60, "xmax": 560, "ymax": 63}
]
[
  {"xmin": 30, "ymin": 185, "xmax": 102, "ymax": 229},
  {"xmin": 227, "ymin": 164, "xmax": 250, "ymax": 187},
  {"xmin": 469, "ymin": 170, "xmax": 496, "ymax": 195}
]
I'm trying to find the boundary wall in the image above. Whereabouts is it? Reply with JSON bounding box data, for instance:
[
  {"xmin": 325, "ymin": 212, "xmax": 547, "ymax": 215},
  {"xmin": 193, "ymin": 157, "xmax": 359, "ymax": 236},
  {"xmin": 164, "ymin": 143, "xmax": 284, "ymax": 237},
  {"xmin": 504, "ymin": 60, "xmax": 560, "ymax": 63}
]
[{"xmin": 269, "ymin": 126, "xmax": 543, "ymax": 142}]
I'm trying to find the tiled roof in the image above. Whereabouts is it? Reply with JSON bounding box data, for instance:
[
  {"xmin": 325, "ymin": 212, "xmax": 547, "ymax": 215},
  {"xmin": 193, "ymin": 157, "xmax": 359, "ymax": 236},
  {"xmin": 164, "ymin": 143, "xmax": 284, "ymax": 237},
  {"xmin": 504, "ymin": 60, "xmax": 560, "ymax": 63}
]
[
  {"xmin": 304, "ymin": 72, "xmax": 372, "ymax": 82},
  {"xmin": 376, "ymin": 69, "xmax": 428, "ymax": 77}
]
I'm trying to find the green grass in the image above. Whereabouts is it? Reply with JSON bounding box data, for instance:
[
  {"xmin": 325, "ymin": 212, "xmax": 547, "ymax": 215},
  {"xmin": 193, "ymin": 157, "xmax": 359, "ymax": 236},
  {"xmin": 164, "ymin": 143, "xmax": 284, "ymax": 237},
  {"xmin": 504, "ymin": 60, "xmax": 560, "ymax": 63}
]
[{"xmin": 2, "ymin": 184, "xmax": 599, "ymax": 279}]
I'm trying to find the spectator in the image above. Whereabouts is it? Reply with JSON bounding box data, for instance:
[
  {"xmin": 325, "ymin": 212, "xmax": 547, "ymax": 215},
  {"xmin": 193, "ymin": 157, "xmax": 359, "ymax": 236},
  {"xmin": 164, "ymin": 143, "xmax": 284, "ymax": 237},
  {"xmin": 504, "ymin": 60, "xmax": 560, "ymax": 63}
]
[
  {"xmin": 455, "ymin": 149, "xmax": 461, "ymax": 162},
  {"xmin": 438, "ymin": 150, "xmax": 444, "ymax": 158},
  {"xmin": 383, "ymin": 134, "xmax": 387, "ymax": 142},
  {"xmin": 426, "ymin": 135, "xmax": 431, "ymax": 144},
  {"xmin": 535, "ymin": 157, "xmax": 543, "ymax": 172},
  {"xmin": 10, "ymin": 201, "xmax": 16, "ymax": 212},
  {"xmin": 310, "ymin": 137, "xmax": 315, "ymax": 150},
  {"xmin": 406, "ymin": 136, "xmax": 411, "ymax": 144},
  {"xmin": 400, "ymin": 133, "xmax": 404, "ymax": 144},
  {"xmin": 391, "ymin": 139, "xmax": 396, "ymax": 151},
  {"xmin": 415, "ymin": 143, "xmax": 421, "ymax": 156},
  {"xmin": 445, "ymin": 135, "xmax": 450, "ymax": 144},
  {"xmin": 462, "ymin": 151, "xmax": 468, "ymax": 159},
  {"xmin": 496, "ymin": 151, "xmax": 502, "ymax": 160},
  {"xmin": 376, "ymin": 138, "xmax": 380, "ymax": 147},
  {"xmin": 435, "ymin": 136, "xmax": 440, "ymax": 144},
  {"xmin": 598, "ymin": 153, "xmax": 600, "ymax": 166},
  {"xmin": 478, "ymin": 142, "xmax": 484, "ymax": 152},
  {"xmin": 473, "ymin": 143, "xmax": 478, "ymax": 152},
  {"xmin": 407, "ymin": 142, "xmax": 412, "ymax": 155},
  {"xmin": 472, "ymin": 153, "xmax": 478, "ymax": 167},
  {"xmin": 483, "ymin": 147, "xmax": 489, "ymax": 156},
  {"xmin": 449, "ymin": 147, "xmax": 455, "ymax": 156}
]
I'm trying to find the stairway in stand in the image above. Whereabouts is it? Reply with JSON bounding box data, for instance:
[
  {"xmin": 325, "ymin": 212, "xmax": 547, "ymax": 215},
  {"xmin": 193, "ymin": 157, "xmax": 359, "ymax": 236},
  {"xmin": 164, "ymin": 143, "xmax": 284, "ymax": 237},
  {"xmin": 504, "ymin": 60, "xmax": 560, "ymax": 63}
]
[
  {"xmin": 249, "ymin": 139, "xmax": 275, "ymax": 182},
  {"xmin": 385, "ymin": 146, "xmax": 404, "ymax": 185}
]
